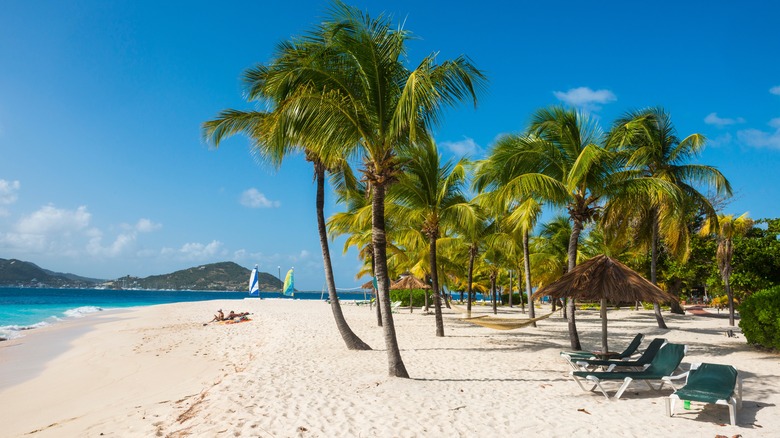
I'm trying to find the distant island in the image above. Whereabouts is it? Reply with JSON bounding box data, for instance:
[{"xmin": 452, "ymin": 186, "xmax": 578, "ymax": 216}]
[{"xmin": 0, "ymin": 258, "xmax": 282, "ymax": 291}]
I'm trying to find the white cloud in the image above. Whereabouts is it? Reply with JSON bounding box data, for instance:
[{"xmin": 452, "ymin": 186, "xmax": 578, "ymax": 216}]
[
  {"xmin": 704, "ymin": 112, "xmax": 745, "ymax": 127},
  {"xmin": 16, "ymin": 204, "xmax": 91, "ymax": 235},
  {"xmin": 553, "ymin": 87, "xmax": 616, "ymax": 111},
  {"xmin": 737, "ymin": 118, "xmax": 780, "ymax": 150},
  {"xmin": 706, "ymin": 133, "xmax": 733, "ymax": 148},
  {"xmin": 134, "ymin": 218, "xmax": 162, "ymax": 233},
  {"xmin": 440, "ymin": 137, "xmax": 482, "ymax": 157},
  {"xmin": 770, "ymin": 85, "xmax": 780, "ymax": 95},
  {"xmin": 162, "ymin": 240, "xmax": 225, "ymax": 260},
  {"xmin": 240, "ymin": 188, "xmax": 280, "ymax": 208},
  {"xmin": 0, "ymin": 179, "xmax": 20, "ymax": 217},
  {"xmin": 0, "ymin": 179, "xmax": 20, "ymax": 205}
]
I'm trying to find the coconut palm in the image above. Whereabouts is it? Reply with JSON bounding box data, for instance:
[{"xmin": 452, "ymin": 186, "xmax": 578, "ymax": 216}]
[
  {"xmin": 474, "ymin": 108, "xmax": 624, "ymax": 349},
  {"xmin": 605, "ymin": 107, "xmax": 732, "ymax": 328},
  {"xmin": 201, "ymin": 39, "xmax": 371, "ymax": 351},
  {"xmin": 262, "ymin": 2, "xmax": 486, "ymax": 377},
  {"xmin": 394, "ymin": 141, "xmax": 470, "ymax": 336},
  {"xmin": 438, "ymin": 202, "xmax": 491, "ymax": 313},
  {"xmin": 700, "ymin": 212, "xmax": 752, "ymax": 326}
]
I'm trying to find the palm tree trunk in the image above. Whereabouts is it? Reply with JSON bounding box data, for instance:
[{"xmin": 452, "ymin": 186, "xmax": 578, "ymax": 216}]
[
  {"xmin": 491, "ymin": 273, "xmax": 497, "ymax": 314},
  {"xmin": 723, "ymin": 240, "xmax": 736, "ymax": 327},
  {"xmin": 567, "ymin": 218, "xmax": 583, "ymax": 350},
  {"xmin": 466, "ymin": 248, "xmax": 475, "ymax": 314},
  {"xmin": 372, "ymin": 255, "xmax": 382, "ymax": 326},
  {"xmin": 724, "ymin": 272, "xmax": 735, "ymax": 327},
  {"xmin": 650, "ymin": 209, "xmax": 668, "ymax": 329},
  {"xmin": 315, "ymin": 164, "xmax": 371, "ymax": 350},
  {"xmin": 523, "ymin": 229, "xmax": 536, "ymax": 324},
  {"xmin": 668, "ymin": 279, "xmax": 685, "ymax": 315},
  {"xmin": 372, "ymin": 182, "xmax": 409, "ymax": 377},
  {"xmin": 508, "ymin": 270, "xmax": 513, "ymax": 308},
  {"xmin": 429, "ymin": 235, "xmax": 445, "ymax": 337}
]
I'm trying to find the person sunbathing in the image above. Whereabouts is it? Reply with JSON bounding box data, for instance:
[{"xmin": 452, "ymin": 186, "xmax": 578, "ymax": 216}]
[
  {"xmin": 207, "ymin": 309, "xmax": 225, "ymax": 323},
  {"xmin": 226, "ymin": 310, "xmax": 250, "ymax": 320}
]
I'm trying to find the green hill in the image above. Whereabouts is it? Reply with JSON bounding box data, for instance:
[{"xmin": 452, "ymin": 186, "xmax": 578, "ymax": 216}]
[
  {"xmin": 0, "ymin": 258, "xmax": 101, "ymax": 288},
  {"xmin": 116, "ymin": 262, "xmax": 282, "ymax": 291},
  {"xmin": 0, "ymin": 258, "xmax": 282, "ymax": 291}
]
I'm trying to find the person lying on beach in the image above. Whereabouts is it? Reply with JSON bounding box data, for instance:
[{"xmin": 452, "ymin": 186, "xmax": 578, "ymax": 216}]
[
  {"xmin": 226, "ymin": 310, "xmax": 250, "ymax": 320},
  {"xmin": 207, "ymin": 309, "xmax": 225, "ymax": 323}
]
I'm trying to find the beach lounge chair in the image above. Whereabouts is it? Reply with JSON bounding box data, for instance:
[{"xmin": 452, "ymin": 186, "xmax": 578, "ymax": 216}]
[
  {"xmin": 665, "ymin": 363, "xmax": 742, "ymax": 426},
  {"xmin": 570, "ymin": 338, "xmax": 667, "ymax": 372},
  {"xmin": 561, "ymin": 333, "xmax": 644, "ymax": 368},
  {"xmin": 571, "ymin": 343, "xmax": 687, "ymax": 400}
]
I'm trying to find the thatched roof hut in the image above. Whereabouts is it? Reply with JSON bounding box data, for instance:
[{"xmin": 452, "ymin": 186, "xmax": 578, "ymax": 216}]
[{"xmin": 531, "ymin": 255, "xmax": 676, "ymax": 353}]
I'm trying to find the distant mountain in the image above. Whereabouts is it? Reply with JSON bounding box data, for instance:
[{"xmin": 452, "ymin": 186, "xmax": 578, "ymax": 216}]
[
  {"xmin": 0, "ymin": 259, "xmax": 282, "ymax": 291},
  {"xmin": 0, "ymin": 258, "xmax": 102, "ymax": 288},
  {"xmin": 105, "ymin": 262, "xmax": 282, "ymax": 291}
]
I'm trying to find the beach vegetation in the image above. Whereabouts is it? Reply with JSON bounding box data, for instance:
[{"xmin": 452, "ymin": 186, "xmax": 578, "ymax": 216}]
[
  {"xmin": 604, "ymin": 107, "xmax": 731, "ymax": 328},
  {"xmin": 699, "ymin": 212, "xmax": 752, "ymax": 326},
  {"xmin": 201, "ymin": 4, "xmax": 375, "ymax": 351},
  {"xmin": 739, "ymin": 285, "xmax": 780, "ymax": 350},
  {"xmin": 393, "ymin": 141, "xmax": 471, "ymax": 336},
  {"xmin": 244, "ymin": 1, "xmax": 485, "ymax": 378}
]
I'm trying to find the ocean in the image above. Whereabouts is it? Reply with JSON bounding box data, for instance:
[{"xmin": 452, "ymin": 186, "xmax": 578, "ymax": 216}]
[{"xmin": 0, "ymin": 287, "xmax": 371, "ymax": 340}]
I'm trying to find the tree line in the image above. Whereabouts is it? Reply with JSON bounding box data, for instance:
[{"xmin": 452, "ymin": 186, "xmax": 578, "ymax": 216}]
[{"xmin": 202, "ymin": 1, "xmax": 774, "ymax": 376}]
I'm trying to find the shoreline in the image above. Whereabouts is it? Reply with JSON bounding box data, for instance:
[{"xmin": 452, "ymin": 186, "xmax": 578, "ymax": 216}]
[{"xmin": 0, "ymin": 299, "xmax": 777, "ymax": 437}]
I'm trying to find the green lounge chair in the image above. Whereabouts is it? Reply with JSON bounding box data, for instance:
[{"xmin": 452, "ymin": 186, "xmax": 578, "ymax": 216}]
[
  {"xmin": 572, "ymin": 338, "xmax": 667, "ymax": 372},
  {"xmin": 665, "ymin": 363, "xmax": 742, "ymax": 426},
  {"xmin": 560, "ymin": 333, "xmax": 644, "ymax": 369},
  {"xmin": 571, "ymin": 343, "xmax": 687, "ymax": 400}
]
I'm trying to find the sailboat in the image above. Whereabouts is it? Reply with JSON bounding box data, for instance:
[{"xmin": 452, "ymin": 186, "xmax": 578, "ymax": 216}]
[
  {"xmin": 248, "ymin": 265, "xmax": 260, "ymax": 297},
  {"xmin": 282, "ymin": 267, "xmax": 294, "ymax": 296}
]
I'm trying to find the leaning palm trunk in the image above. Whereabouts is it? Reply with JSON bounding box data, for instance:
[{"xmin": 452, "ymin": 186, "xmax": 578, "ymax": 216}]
[
  {"xmin": 315, "ymin": 165, "xmax": 371, "ymax": 350},
  {"xmin": 523, "ymin": 229, "xmax": 536, "ymax": 325},
  {"xmin": 429, "ymin": 235, "xmax": 445, "ymax": 337},
  {"xmin": 566, "ymin": 219, "xmax": 583, "ymax": 350},
  {"xmin": 372, "ymin": 183, "xmax": 409, "ymax": 377},
  {"xmin": 650, "ymin": 210, "xmax": 668, "ymax": 329}
]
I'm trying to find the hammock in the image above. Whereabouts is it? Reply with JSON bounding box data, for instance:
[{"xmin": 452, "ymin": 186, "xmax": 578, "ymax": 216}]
[{"xmin": 459, "ymin": 311, "xmax": 556, "ymax": 330}]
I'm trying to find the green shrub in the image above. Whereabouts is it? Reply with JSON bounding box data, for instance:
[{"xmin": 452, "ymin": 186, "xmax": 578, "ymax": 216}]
[
  {"xmin": 389, "ymin": 289, "xmax": 429, "ymax": 307},
  {"xmin": 739, "ymin": 285, "xmax": 780, "ymax": 350},
  {"xmin": 579, "ymin": 303, "xmax": 600, "ymax": 310}
]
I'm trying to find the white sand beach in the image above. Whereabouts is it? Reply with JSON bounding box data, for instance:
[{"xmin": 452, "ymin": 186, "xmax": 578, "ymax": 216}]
[{"xmin": 1, "ymin": 299, "xmax": 777, "ymax": 437}]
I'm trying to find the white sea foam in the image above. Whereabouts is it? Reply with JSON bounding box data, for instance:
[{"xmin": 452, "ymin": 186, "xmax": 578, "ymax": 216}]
[
  {"xmin": 0, "ymin": 321, "xmax": 51, "ymax": 341},
  {"xmin": 62, "ymin": 306, "xmax": 104, "ymax": 318}
]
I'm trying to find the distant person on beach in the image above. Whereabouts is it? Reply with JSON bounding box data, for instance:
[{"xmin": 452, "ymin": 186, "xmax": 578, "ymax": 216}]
[
  {"xmin": 226, "ymin": 310, "xmax": 250, "ymax": 320},
  {"xmin": 208, "ymin": 309, "xmax": 225, "ymax": 323}
]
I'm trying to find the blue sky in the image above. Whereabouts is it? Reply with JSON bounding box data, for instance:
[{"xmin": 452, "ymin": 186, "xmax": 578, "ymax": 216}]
[{"xmin": 1, "ymin": 1, "xmax": 778, "ymax": 289}]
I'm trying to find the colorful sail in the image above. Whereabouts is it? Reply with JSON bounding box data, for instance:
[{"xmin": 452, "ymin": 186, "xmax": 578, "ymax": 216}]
[
  {"xmin": 282, "ymin": 268, "xmax": 294, "ymax": 296},
  {"xmin": 249, "ymin": 265, "xmax": 260, "ymax": 297}
]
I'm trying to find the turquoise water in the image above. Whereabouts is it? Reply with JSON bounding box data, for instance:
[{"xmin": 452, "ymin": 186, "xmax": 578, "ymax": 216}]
[{"xmin": 0, "ymin": 287, "xmax": 369, "ymax": 340}]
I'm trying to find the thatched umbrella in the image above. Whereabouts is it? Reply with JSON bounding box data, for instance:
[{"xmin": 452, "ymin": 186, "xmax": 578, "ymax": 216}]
[
  {"xmin": 390, "ymin": 275, "xmax": 430, "ymax": 313},
  {"xmin": 531, "ymin": 254, "xmax": 676, "ymax": 354},
  {"xmin": 361, "ymin": 280, "xmax": 375, "ymax": 290}
]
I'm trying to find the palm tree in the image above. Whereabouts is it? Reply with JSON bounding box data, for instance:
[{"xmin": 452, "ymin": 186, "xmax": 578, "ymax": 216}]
[
  {"xmin": 262, "ymin": 2, "xmax": 486, "ymax": 377},
  {"xmin": 438, "ymin": 202, "xmax": 491, "ymax": 314},
  {"xmin": 474, "ymin": 108, "xmax": 622, "ymax": 350},
  {"xmin": 606, "ymin": 107, "xmax": 732, "ymax": 328},
  {"xmin": 394, "ymin": 141, "xmax": 469, "ymax": 336},
  {"xmin": 700, "ymin": 212, "xmax": 752, "ymax": 326},
  {"xmin": 474, "ymin": 171, "xmax": 543, "ymax": 322},
  {"xmin": 201, "ymin": 39, "xmax": 371, "ymax": 351}
]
